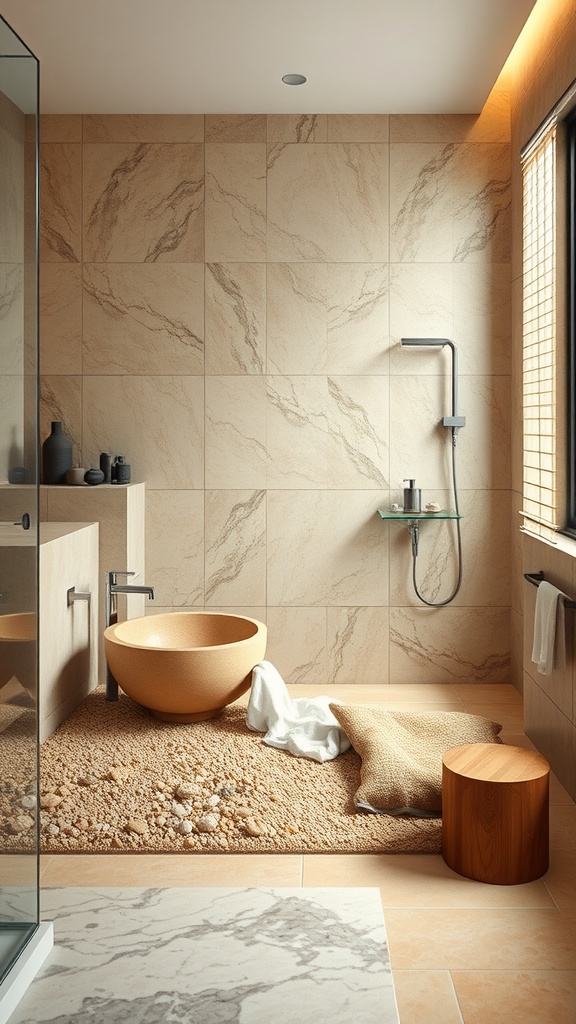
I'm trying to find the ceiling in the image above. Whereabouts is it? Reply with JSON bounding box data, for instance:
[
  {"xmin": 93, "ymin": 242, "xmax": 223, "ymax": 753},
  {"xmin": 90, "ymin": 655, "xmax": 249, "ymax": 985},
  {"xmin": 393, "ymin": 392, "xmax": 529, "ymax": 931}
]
[{"xmin": 0, "ymin": 0, "xmax": 538, "ymax": 115}]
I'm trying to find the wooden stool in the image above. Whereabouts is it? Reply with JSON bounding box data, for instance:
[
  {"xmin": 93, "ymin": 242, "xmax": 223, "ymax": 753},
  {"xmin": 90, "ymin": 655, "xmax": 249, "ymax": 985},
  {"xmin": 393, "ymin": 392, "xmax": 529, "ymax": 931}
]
[{"xmin": 442, "ymin": 743, "xmax": 549, "ymax": 885}]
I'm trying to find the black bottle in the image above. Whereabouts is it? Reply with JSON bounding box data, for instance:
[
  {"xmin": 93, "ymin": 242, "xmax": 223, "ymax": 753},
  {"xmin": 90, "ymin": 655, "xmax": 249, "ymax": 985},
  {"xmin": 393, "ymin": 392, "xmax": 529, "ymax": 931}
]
[
  {"xmin": 100, "ymin": 452, "xmax": 112, "ymax": 484},
  {"xmin": 42, "ymin": 421, "xmax": 73, "ymax": 484}
]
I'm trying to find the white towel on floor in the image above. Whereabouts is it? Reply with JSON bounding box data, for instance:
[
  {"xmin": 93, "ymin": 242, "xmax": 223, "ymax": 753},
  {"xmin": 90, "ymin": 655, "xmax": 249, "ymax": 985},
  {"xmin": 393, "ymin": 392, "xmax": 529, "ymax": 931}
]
[
  {"xmin": 246, "ymin": 661, "xmax": 351, "ymax": 762},
  {"xmin": 531, "ymin": 580, "xmax": 567, "ymax": 676}
]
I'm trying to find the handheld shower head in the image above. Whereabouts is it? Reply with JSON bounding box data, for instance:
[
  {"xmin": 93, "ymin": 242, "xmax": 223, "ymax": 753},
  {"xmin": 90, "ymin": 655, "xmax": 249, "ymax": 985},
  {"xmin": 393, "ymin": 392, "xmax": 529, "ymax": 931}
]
[{"xmin": 400, "ymin": 337, "xmax": 465, "ymax": 430}]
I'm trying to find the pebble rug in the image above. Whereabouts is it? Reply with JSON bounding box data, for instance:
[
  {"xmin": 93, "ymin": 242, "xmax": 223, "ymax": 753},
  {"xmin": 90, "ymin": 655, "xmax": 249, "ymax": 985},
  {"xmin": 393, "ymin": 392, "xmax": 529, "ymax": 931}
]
[
  {"xmin": 38, "ymin": 687, "xmax": 442, "ymax": 855},
  {"xmin": 9, "ymin": 886, "xmax": 399, "ymax": 1024}
]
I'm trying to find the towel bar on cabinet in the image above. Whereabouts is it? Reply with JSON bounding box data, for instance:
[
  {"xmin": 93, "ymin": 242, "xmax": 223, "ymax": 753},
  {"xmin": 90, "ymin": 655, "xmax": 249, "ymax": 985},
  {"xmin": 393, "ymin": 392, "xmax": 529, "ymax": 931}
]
[{"xmin": 524, "ymin": 571, "xmax": 576, "ymax": 609}]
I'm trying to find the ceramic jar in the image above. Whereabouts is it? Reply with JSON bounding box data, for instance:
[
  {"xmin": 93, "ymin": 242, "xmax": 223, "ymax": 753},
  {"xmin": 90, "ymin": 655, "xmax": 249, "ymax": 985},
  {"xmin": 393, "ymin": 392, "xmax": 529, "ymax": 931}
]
[
  {"xmin": 84, "ymin": 467, "xmax": 105, "ymax": 485},
  {"xmin": 112, "ymin": 455, "xmax": 131, "ymax": 484}
]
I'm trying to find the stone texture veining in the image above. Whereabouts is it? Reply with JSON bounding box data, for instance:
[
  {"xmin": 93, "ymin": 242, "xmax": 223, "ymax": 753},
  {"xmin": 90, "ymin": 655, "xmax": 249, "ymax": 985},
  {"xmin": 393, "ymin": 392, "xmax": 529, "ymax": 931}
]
[
  {"xmin": 327, "ymin": 606, "xmax": 391, "ymax": 685},
  {"xmin": 205, "ymin": 262, "xmax": 265, "ymax": 374},
  {"xmin": 83, "ymin": 262, "xmax": 204, "ymax": 374},
  {"xmin": 39, "ymin": 144, "xmax": 81, "ymax": 262},
  {"xmin": 9, "ymin": 887, "xmax": 398, "ymax": 1024},
  {"xmin": 205, "ymin": 376, "xmax": 268, "ymax": 489},
  {"xmin": 268, "ymin": 143, "xmax": 389, "ymax": 262},
  {"xmin": 205, "ymin": 143, "xmax": 266, "ymax": 262},
  {"xmin": 327, "ymin": 376, "xmax": 388, "ymax": 487},
  {"xmin": 205, "ymin": 490, "xmax": 266, "ymax": 606},
  {"xmin": 83, "ymin": 143, "xmax": 204, "ymax": 262},
  {"xmin": 268, "ymin": 114, "xmax": 327, "ymax": 144},
  {"xmin": 390, "ymin": 607, "xmax": 511, "ymax": 684},
  {"xmin": 390, "ymin": 141, "xmax": 510, "ymax": 263}
]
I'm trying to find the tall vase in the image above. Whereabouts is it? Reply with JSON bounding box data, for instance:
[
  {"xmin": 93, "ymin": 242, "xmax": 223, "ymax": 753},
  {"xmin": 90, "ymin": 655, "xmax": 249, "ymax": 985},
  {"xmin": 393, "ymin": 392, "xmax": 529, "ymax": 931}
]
[{"xmin": 42, "ymin": 421, "xmax": 73, "ymax": 484}]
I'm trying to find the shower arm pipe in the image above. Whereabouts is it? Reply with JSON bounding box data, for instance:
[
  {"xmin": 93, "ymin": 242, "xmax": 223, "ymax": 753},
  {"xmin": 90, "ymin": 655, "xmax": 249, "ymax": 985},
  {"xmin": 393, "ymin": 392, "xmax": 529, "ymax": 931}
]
[{"xmin": 400, "ymin": 338, "xmax": 466, "ymax": 431}]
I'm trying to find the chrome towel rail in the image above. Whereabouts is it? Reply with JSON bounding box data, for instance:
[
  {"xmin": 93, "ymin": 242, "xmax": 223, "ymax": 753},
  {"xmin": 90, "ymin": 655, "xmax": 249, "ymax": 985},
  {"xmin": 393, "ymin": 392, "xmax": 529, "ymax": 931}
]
[{"xmin": 524, "ymin": 571, "xmax": 576, "ymax": 609}]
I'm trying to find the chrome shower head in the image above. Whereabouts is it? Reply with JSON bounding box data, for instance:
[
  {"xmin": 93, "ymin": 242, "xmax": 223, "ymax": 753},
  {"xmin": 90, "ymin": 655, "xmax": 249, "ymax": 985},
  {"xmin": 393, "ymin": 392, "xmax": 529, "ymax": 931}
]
[
  {"xmin": 400, "ymin": 337, "xmax": 465, "ymax": 430},
  {"xmin": 400, "ymin": 337, "xmax": 452, "ymax": 347}
]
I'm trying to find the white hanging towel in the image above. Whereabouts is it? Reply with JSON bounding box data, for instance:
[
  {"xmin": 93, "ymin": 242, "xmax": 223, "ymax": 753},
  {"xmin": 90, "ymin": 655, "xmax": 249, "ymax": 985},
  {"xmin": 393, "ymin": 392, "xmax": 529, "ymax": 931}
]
[
  {"xmin": 531, "ymin": 580, "xmax": 567, "ymax": 676},
  {"xmin": 246, "ymin": 661, "xmax": 351, "ymax": 762}
]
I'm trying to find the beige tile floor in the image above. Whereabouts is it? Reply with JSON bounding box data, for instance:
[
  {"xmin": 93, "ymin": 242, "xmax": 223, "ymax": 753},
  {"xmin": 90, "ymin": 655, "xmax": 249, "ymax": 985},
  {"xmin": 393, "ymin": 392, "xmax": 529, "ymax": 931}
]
[{"xmin": 40, "ymin": 683, "xmax": 576, "ymax": 1024}]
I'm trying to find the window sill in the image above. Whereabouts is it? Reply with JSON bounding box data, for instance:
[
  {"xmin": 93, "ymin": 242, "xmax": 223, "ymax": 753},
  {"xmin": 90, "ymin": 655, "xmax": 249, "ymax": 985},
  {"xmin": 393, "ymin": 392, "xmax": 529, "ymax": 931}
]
[{"xmin": 521, "ymin": 524, "xmax": 576, "ymax": 559}]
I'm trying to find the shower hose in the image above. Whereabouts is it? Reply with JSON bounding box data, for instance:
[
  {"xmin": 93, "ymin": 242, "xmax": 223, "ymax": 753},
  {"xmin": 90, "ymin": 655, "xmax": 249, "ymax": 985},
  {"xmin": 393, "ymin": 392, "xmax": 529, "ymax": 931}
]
[{"xmin": 412, "ymin": 428, "xmax": 462, "ymax": 607}]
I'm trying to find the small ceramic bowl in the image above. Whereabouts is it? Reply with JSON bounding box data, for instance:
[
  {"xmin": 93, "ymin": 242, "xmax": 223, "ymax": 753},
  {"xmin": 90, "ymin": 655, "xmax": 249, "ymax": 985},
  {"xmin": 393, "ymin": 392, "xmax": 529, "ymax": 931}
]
[{"xmin": 66, "ymin": 467, "xmax": 87, "ymax": 486}]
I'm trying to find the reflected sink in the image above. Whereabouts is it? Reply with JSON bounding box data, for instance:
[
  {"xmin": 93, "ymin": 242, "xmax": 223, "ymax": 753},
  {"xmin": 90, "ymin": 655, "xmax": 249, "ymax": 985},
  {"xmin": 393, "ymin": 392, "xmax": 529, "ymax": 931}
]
[{"xmin": 0, "ymin": 613, "xmax": 36, "ymax": 693}]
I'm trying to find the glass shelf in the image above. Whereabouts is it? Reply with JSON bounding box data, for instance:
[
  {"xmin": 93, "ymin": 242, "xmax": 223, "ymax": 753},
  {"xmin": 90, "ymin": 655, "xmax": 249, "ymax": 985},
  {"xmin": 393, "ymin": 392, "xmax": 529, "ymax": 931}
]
[{"xmin": 377, "ymin": 508, "xmax": 462, "ymax": 521}]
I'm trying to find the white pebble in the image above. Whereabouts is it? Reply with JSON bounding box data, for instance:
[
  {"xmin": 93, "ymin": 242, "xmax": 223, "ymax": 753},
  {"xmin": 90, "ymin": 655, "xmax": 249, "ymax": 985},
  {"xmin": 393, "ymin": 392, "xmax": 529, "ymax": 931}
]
[
  {"xmin": 175, "ymin": 782, "xmax": 197, "ymax": 800},
  {"xmin": 8, "ymin": 815, "xmax": 34, "ymax": 834},
  {"xmin": 197, "ymin": 814, "xmax": 219, "ymax": 833},
  {"xmin": 245, "ymin": 816, "xmax": 266, "ymax": 837}
]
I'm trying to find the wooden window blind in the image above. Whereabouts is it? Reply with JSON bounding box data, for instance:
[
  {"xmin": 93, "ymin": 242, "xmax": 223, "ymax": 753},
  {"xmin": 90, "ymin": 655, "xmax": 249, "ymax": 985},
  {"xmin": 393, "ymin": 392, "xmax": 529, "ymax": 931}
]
[{"xmin": 521, "ymin": 126, "xmax": 557, "ymax": 539}]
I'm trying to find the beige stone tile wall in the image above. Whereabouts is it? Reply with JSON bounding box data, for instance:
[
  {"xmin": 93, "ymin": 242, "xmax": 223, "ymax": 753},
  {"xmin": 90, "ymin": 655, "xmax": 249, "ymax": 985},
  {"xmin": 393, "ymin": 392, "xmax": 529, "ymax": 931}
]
[
  {"xmin": 39, "ymin": 105, "xmax": 512, "ymax": 686},
  {"xmin": 0, "ymin": 90, "xmax": 26, "ymax": 484}
]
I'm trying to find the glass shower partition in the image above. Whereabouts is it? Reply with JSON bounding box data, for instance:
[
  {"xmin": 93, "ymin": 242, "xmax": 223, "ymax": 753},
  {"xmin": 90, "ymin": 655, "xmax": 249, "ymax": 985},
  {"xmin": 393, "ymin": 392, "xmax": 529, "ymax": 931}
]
[{"xmin": 0, "ymin": 14, "xmax": 52, "ymax": 1018}]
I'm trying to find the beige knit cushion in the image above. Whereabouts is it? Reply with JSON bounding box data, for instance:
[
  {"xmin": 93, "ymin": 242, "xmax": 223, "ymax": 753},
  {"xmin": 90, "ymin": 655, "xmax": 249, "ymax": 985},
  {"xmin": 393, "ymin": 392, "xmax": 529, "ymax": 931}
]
[{"xmin": 330, "ymin": 704, "xmax": 502, "ymax": 817}]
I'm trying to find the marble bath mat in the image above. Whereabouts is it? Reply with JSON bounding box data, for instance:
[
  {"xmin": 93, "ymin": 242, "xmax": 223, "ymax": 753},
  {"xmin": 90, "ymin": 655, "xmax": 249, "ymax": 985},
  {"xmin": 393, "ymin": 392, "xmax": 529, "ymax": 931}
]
[{"xmin": 10, "ymin": 887, "xmax": 399, "ymax": 1023}]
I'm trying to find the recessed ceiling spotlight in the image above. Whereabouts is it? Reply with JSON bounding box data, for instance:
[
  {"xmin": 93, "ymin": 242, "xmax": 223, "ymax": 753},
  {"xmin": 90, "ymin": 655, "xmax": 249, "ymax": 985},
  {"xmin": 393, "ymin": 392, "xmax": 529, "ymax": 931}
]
[{"xmin": 282, "ymin": 73, "xmax": 307, "ymax": 86}]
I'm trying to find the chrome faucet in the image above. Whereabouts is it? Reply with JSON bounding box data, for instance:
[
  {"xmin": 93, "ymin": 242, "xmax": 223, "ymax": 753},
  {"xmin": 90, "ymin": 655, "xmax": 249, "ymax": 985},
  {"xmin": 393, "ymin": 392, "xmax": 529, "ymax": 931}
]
[
  {"xmin": 105, "ymin": 571, "xmax": 155, "ymax": 628},
  {"xmin": 105, "ymin": 571, "xmax": 155, "ymax": 701}
]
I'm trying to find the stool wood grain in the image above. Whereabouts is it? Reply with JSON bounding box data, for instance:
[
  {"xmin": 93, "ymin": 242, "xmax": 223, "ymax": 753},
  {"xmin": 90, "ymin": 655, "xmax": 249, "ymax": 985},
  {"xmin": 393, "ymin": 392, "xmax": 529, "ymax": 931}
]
[{"xmin": 442, "ymin": 743, "xmax": 549, "ymax": 885}]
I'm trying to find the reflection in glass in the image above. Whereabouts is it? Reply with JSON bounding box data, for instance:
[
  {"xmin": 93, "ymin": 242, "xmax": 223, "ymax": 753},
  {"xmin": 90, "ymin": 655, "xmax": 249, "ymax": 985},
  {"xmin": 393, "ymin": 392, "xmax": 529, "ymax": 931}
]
[{"xmin": 0, "ymin": 13, "xmax": 39, "ymax": 986}]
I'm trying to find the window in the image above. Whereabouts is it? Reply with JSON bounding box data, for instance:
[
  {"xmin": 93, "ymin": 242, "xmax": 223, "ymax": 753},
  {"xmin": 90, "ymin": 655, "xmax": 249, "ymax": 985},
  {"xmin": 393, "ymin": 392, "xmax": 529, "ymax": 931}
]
[
  {"xmin": 521, "ymin": 123, "xmax": 558, "ymax": 539},
  {"xmin": 567, "ymin": 113, "xmax": 576, "ymax": 532},
  {"xmin": 520, "ymin": 81, "xmax": 576, "ymax": 541}
]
